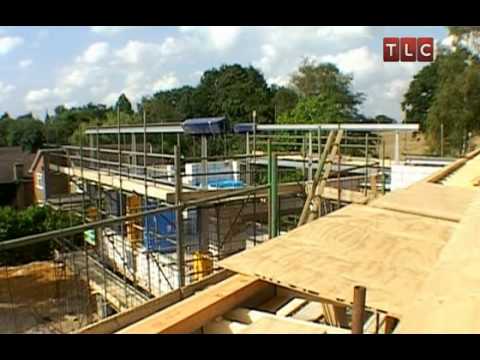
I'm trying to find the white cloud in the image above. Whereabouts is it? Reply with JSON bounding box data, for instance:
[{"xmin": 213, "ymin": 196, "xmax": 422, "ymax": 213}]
[
  {"xmin": 19, "ymin": 59, "xmax": 33, "ymax": 69},
  {"xmin": 0, "ymin": 36, "xmax": 23, "ymax": 55},
  {"xmin": 25, "ymin": 88, "xmax": 51, "ymax": 103},
  {"xmin": 90, "ymin": 26, "xmax": 135, "ymax": 34},
  {"xmin": 115, "ymin": 38, "xmax": 180, "ymax": 64},
  {"xmin": 152, "ymin": 73, "xmax": 178, "ymax": 92},
  {"xmin": 78, "ymin": 42, "xmax": 109, "ymax": 64},
  {"xmin": 0, "ymin": 82, "xmax": 15, "ymax": 102},
  {"xmin": 254, "ymin": 44, "xmax": 278, "ymax": 73},
  {"xmin": 15, "ymin": 26, "xmax": 447, "ymax": 120},
  {"xmin": 316, "ymin": 26, "xmax": 373, "ymax": 40},
  {"xmin": 320, "ymin": 46, "xmax": 378, "ymax": 78},
  {"xmin": 24, "ymin": 87, "xmax": 72, "ymax": 113},
  {"xmin": 179, "ymin": 26, "xmax": 241, "ymax": 51}
]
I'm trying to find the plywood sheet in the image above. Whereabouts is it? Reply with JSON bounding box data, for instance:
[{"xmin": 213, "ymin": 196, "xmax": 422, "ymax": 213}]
[
  {"xmin": 239, "ymin": 316, "xmax": 345, "ymax": 334},
  {"xmin": 369, "ymin": 182, "xmax": 475, "ymax": 222},
  {"xmin": 397, "ymin": 192, "xmax": 480, "ymax": 333},
  {"xmin": 441, "ymin": 155, "xmax": 480, "ymax": 189},
  {"xmin": 220, "ymin": 204, "xmax": 455, "ymax": 317}
]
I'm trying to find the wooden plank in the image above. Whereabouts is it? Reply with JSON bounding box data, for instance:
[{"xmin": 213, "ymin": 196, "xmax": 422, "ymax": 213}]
[
  {"xmin": 77, "ymin": 270, "xmax": 233, "ymax": 334},
  {"xmin": 166, "ymin": 182, "xmax": 303, "ymax": 203},
  {"xmin": 227, "ymin": 308, "xmax": 349, "ymax": 334},
  {"xmin": 319, "ymin": 187, "xmax": 368, "ymax": 204},
  {"xmin": 202, "ymin": 318, "xmax": 248, "ymax": 334},
  {"xmin": 397, "ymin": 191, "xmax": 480, "ymax": 333},
  {"xmin": 442, "ymin": 155, "xmax": 480, "ymax": 189},
  {"xmin": 257, "ymin": 294, "xmax": 293, "ymax": 313},
  {"xmin": 369, "ymin": 182, "xmax": 474, "ymax": 222},
  {"xmin": 292, "ymin": 302, "xmax": 325, "ymax": 322},
  {"xmin": 322, "ymin": 304, "xmax": 348, "ymax": 328},
  {"xmin": 423, "ymin": 147, "xmax": 480, "ymax": 183},
  {"xmin": 116, "ymin": 274, "xmax": 272, "ymax": 334},
  {"xmin": 50, "ymin": 164, "xmax": 176, "ymax": 201},
  {"xmin": 220, "ymin": 204, "xmax": 455, "ymax": 317},
  {"xmin": 276, "ymin": 298, "xmax": 308, "ymax": 317}
]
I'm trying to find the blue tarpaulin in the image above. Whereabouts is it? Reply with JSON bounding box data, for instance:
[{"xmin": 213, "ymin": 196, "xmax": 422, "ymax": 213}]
[
  {"xmin": 208, "ymin": 179, "xmax": 245, "ymax": 189},
  {"xmin": 182, "ymin": 117, "xmax": 227, "ymax": 135},
  {"xmin": 143, "ymin": 200, "xmax": 176, "ymax": 253},
  {"xmin": 233, "ymin": 123, "xmax": 255, "ymax": 134}
]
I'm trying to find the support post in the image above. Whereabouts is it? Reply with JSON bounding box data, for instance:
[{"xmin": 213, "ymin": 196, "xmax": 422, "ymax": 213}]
[
  {"xmin": 246, "ymin": 132, "xmax": 251, "ymax": 185},
  {"xmin": 440, "ymin": 122, "xmax": 444, "ymax": 157},
  {"xmin": 267, "ymin": 139, "xmax": 272, "ymax": 239},
  {"xmin": 394, "ymin": 130, "xmax": 400, "ymax": 163},
  {"xmin": 308, "ymin": 131, "xmax": 313, "ymax": 181},
  {"xmin": 364, "ymin": 132, "xmax": 369, "ymax": 196},
  {"xmin": 271, "ymin": 153, "xmax": 279, "ymax": 237},
  {"xmin": 382, "ymin": 138, "xmax": 386, "ymax": 195},
  {"xmin": 201, "ymin": 135, "xmax": 208, "ymax": 189},
  {"xmin": 174, "ymin": 145, "xmax": 185, "ymax": 288},
  {"xmin": 351, "ymin": 285, "xmax": 366, "ymax": 334}
]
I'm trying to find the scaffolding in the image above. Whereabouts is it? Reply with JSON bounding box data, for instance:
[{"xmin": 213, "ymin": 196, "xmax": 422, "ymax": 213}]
[{"xmin": 1, "ymin": 116, "xmax": 404, "ymax": 333}]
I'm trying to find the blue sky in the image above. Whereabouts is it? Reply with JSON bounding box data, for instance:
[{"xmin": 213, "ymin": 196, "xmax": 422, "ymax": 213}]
[{"xmin": 0, "ymin": 26, "xmax": 449, "ymax": 120}]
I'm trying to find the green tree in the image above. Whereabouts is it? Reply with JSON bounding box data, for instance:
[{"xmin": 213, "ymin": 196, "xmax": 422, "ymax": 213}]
[
  {"xmin": 426, "ymin": 59, "xmax": 480, "ymax": 155},
  {"xmin": 195, "ymin": 64, "xmax": 274, "ymax": 124},
  {"xmin": 270, "ymin": 85, "xmax": 298, "ymax": 122},
  {"xmin": 0, "ymin": 206, "xmax": 80, "ymax": 265},
  {"xmin": 280, "ymin": 58, "xmax": 364, "ymax": 124},
  {"xmin": 448, "ymin": 26, "xmax": 480, "ymax": 53},
  {"xmin": 45, "ymin": 103, "xmax": 109, "ymax": 145},
  {"xmin": 115, "ymin": 93, "xmax": 134, "ymax": 115},
  {"xmin": 372, "ymin": 114, "xmax": 396, "ymax": 124},
  {"xmin": 401, "ymin": 57, "xmax": 441, "ymax": 131},
  {"xmin": 0, "ymin": 113, "xmax": 14, "ymax": 146}
]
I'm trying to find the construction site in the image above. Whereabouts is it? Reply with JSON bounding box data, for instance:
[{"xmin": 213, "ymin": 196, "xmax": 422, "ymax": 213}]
[{"xmin": 1, "ymin": 114, "xmax": 479, "ymax": 334}]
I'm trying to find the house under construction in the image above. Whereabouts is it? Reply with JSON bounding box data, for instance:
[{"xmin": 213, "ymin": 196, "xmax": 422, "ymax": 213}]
[{"xmin": 4, "ymin": 116, "xmax": 477, "ymax": 334}]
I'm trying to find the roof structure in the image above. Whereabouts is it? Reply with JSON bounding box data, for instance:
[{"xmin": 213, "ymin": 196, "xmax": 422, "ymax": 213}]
[
  {"xmin": 77, "ymin": 147, "xmax": 480, "ymax": 334},
  {"xmin": 220, "ymin": 148, "xmax": 480, "ymax": 321}
]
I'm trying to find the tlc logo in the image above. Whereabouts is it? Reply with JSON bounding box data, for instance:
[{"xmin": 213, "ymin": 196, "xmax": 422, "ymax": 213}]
[{"xmin": 383, "ymin": 37, "xmax": 434, "ymax": 62}]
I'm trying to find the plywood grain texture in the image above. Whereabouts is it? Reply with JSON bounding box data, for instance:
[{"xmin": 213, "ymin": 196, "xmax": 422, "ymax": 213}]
[
  {"xmin": 220, "ymin": 204, "xmax": 455, "ymax": 317},
  {"xmin": 441, "ymin": 155, "xmax": 480, "ymax": 189},
  {"xmin": 369, "ymin": 182, "xmax": 475, "ymax": 222},
  {"xmin": 397, "ymin": 192, "xmax": 480, "ymax": 333}
]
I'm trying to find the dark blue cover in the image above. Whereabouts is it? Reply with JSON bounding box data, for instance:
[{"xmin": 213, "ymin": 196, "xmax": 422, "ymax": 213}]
[
  {"xmin": 182, "ymin": 117, "xmax": 227, "ymax": 135},
  {"xmin": 143, "ymin": 199, "xmax": 176, "ymax": 253},
  {"xmin": 233, "ymin": 123, "xmax": 255, "ymax": 134}
]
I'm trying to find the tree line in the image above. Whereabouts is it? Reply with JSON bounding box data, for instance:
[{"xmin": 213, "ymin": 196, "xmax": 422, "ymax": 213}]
[
  {"xmin": 402, "ymin": 27, "xmax": 480, "ymax": 155},
  {"xmin": 0, "ymin": 57, "xmax": 396, "ymax": 154},
  {"xmin": 1, "ymin": 27, "xmax": 479, "ymax": 156}
]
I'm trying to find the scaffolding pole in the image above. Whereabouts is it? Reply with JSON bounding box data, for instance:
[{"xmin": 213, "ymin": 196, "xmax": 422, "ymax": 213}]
[{"xmin": 174, "ymin": 145, "xmax": 185, "ymax": 287}]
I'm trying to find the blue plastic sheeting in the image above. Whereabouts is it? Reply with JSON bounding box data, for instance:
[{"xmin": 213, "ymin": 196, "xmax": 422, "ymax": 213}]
[
  {"xmin": 182, "ymin": 117, "xmax": 227, "ymax": 135},
  {"xmin": 208, "ymin": 179, "xmax": 245, "ymax": 189},
  {"xmin": 143, "ymin": 199, "xmax": 177, "ymax": 253},
  {"xmin": 233, "ymin": 123, "xmax": 255, "ymax": 134}
]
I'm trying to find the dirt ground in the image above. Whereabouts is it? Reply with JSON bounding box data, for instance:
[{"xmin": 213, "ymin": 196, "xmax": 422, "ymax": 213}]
[
  {"xmin": 380, "ymin": 132, "xmax": 480, "ymax": 160},
  {"xmin": 380, "ymin": 131, "xmax": 430, "ymax": 160},
  {"xmin": 0, "ymin": 261, "xmax": 98, "ymax": 333}
]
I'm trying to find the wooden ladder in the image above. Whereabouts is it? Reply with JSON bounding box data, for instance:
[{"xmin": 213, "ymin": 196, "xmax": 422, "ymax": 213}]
[{"xmin": 297, "ymin": 129, "xmax": 344, "ymax": 227}]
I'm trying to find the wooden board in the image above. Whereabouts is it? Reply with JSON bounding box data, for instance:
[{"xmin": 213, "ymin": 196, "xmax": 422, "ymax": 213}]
[
  {"xmin": 220, "ymin": 204, "xmax": 455, "ymax": 317},
  {"xmin": 50, "ymin": 164, "xmax": 177, "ymax": 201},
  {"xmin": 441, "ymin": 155, "xmax": 480, "ymax": 189},
  {"xmin": 116, "ymin": 274, "xmax": 271, "ymax": 334},
  {"xmin": 225, "ymin": 308, "xmax": 349, "ymax": 334},
  {"xmin": 397, "ymin": 192, "xmax": 480, "ymax": 333},
  {"xmin": 257, "ymin": 295, "xmax": 293, "ymax": 313},
  {"xmin": 78, "ymin": 270, "xmax": 233, "ymax": 334},
  {"xmin": 276, "ymin": 298, "xmax": 308, "ymax": 317},
  {"xmin": 369, "ymin": 182, "xmax": 475, "ymax": 222},
  {"xmin": 239, "ymin": 316, "xmax": 347, "ymax": 334}
]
